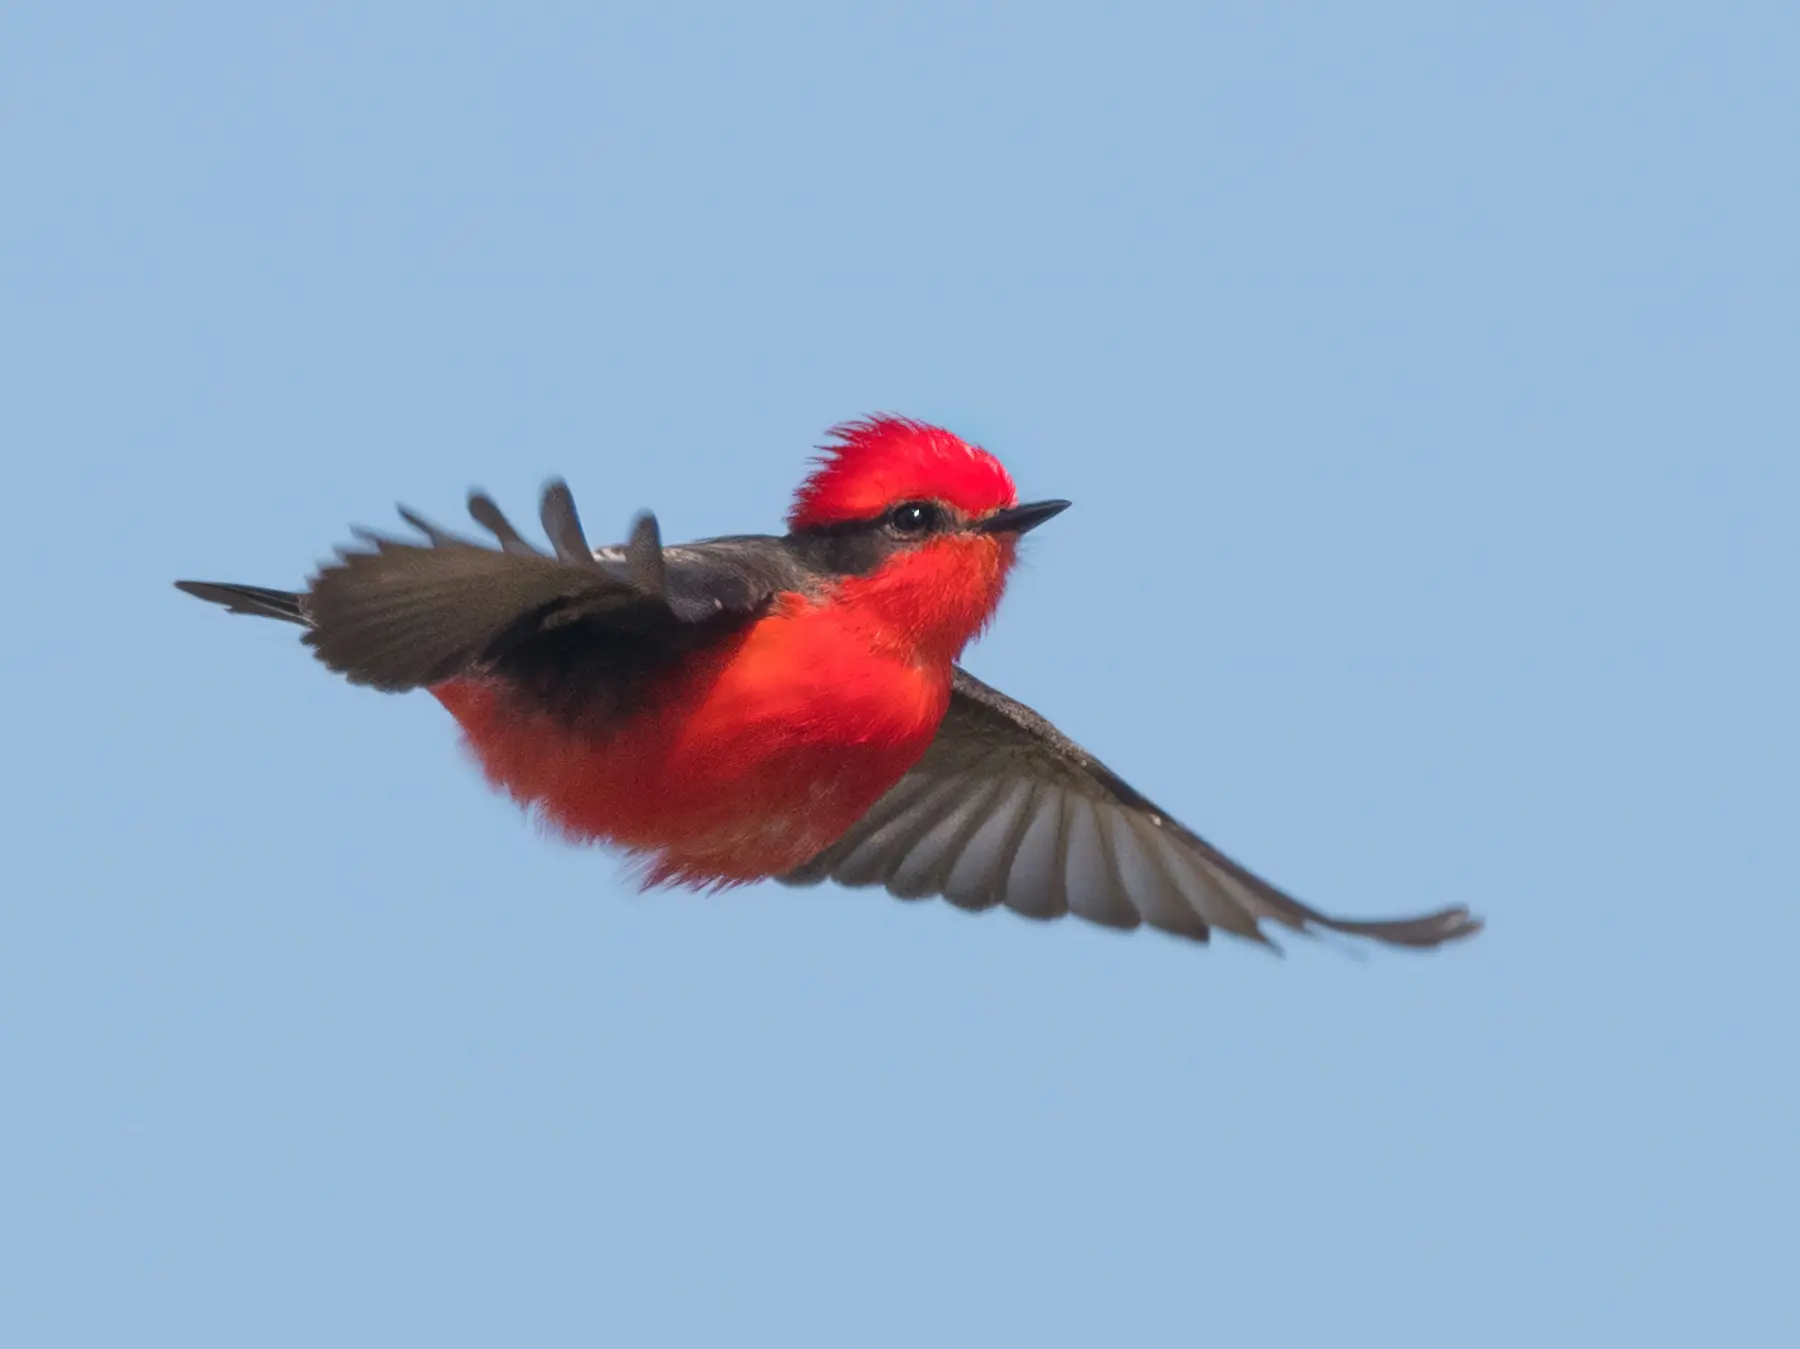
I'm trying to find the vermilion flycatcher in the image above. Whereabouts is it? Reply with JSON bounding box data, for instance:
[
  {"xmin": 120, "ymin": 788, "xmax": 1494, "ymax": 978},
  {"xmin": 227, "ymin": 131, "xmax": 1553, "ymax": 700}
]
[{"xmin": 177, "ymin": 416, "xmax": 1480, "ymax": 951}]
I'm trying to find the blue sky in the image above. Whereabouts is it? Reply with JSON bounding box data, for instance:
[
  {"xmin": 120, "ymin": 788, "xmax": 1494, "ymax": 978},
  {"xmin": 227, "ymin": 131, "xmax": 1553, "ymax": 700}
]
[{"xmin": 4, "ymin": 3, "xmax": 1796, "ymax": 1345}]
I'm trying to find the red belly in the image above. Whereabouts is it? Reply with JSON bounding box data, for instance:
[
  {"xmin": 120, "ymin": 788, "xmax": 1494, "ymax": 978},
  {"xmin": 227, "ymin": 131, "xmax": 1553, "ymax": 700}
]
[{"xmin": 431, "ymin": 606, "xmax": 948, "ymax": 888}]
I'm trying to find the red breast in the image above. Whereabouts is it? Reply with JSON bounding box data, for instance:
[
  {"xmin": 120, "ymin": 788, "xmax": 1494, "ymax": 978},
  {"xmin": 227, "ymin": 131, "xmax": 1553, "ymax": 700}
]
[{"xmin": 432, "ymin": 590, "xmax": 955, "ymax": 887}]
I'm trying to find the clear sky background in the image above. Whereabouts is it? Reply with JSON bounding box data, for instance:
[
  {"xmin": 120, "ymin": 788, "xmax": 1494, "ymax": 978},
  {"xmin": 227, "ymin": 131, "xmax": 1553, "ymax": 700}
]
[{"xmin": 4, "ymin": 4, "xmax": 1796, "ymax": 1346}]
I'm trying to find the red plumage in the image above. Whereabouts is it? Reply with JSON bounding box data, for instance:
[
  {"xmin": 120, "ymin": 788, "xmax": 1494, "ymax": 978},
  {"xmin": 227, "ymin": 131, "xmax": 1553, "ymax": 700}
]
[
  {"xmin": 787, "ymin": 415, "xmax": 1017, "ymax": 530},
  {"xmin": 434, "ymin": 419, "xmax": 1026, "ymax": 887},
  {"xmin": 433, "ymin": 590, "xmax": 953, "ymax": 889}
]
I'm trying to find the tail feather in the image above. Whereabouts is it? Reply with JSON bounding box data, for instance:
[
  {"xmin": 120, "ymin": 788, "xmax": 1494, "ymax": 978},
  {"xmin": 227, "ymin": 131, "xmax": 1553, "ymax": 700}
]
[{"xmin": 175, "ymin": 580, "xmax": 309, "ymax": 626}]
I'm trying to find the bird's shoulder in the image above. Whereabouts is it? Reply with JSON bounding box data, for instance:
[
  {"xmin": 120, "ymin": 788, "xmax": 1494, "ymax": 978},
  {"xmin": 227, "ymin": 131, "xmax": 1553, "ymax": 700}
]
[
  {"xmin": 936, "ymin": 666, "xmax": 1148, "ymax": 800},
  {"xmin": 592, "ymin": 532, "xmax": 829, "ymax": 622}
]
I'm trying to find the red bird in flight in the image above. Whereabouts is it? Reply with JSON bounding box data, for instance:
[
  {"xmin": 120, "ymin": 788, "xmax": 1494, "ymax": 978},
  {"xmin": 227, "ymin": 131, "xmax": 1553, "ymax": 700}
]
[{"xmin": 177, "ymin": 416, "xmax": 1480, "ymax": 951}]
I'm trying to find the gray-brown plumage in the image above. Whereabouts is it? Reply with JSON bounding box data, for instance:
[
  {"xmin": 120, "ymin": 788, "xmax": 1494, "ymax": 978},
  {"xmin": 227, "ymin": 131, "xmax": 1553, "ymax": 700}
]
[
  {"xmin": 779, "ymin": 668, "xmax": 1481, "ymax": 947},
  {"xmin": 178, "ymin": 483, "xmax": 811, "ymax": 710}
]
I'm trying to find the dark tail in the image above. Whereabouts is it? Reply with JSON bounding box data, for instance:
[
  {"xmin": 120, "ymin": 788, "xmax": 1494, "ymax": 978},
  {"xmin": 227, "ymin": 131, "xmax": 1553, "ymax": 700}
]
[{"xmin": 175, "ymin": 580, "xmax": 309, "ymax": 626}]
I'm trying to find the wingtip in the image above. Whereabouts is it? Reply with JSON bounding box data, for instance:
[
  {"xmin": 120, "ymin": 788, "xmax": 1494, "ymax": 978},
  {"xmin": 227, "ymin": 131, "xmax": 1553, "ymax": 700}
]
[
  {"xmin": 1442, "ymin": 908, "xmax": 1486, "ymax": 942},
  {"xmin": 625, "ymin": 512, "xmax": 668, "ymax": 597},
  {"xmin": 1282, "ymin": 902, "xmax": 1484, "ymax": 951},
  {"xmin": 1370, "ymin": 906, "xmax": 1486, "ymax": 949},
  {"xmin": 466, "ymin": 489, "xmax": 544, "ymax": 556},
  {"xmin": 538, "ymin": 478, "xmax": 601, "ymax": 565}
]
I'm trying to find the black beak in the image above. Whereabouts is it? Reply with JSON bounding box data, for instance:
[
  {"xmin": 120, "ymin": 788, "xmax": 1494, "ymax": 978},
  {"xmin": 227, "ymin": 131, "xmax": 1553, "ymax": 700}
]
[{"xmin": 976, "ymin": 499, "xmax": 1071, "ymax": 536}]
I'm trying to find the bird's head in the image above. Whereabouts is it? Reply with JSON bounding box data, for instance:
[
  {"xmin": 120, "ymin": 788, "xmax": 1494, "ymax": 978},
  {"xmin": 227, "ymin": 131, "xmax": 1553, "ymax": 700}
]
[{"xmin": 787, "ymin": 415, "xmax": 1069, "ymax": 665}]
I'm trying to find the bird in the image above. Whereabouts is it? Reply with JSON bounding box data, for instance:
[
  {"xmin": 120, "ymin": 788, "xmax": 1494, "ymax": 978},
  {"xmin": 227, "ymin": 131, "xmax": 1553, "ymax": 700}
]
[{"xmin": 176, "ymin": 414, "xmax": 1481, "ymax": 951}]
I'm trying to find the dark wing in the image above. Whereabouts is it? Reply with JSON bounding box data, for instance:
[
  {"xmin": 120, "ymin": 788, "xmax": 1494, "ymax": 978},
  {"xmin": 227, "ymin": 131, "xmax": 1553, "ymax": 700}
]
[
  {"xmin": 177, "ymin": 482, "xmax": 813, "ymax": 699},
  {"xmin": 781, "ymin": 667, "xmax": 1483, "ymax": 950}
]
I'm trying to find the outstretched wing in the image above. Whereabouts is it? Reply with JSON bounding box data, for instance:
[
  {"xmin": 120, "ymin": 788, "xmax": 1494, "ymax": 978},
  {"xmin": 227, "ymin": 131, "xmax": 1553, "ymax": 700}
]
[
  {"xmin": 781, "ymin": 667, "xmax": 1483, "ymax": 950},
  {"xmin": 178, "ymin": 482, "xmax": 811, "ymax": 701}
]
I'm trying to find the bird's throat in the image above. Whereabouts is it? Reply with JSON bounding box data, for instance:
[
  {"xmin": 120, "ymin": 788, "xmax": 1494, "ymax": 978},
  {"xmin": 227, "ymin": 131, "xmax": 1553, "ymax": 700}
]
[{"xmin": 829, "ymin": 536, "xmax": 1014, "ymax": 668}]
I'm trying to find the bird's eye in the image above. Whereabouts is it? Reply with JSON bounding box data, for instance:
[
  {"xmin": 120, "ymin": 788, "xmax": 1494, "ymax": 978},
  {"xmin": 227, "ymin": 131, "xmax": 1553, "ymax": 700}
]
[{"xmin": 886, "ymin": 501, "xmax": 943, "ymax": 536}]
